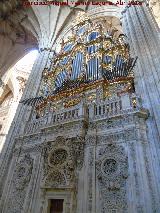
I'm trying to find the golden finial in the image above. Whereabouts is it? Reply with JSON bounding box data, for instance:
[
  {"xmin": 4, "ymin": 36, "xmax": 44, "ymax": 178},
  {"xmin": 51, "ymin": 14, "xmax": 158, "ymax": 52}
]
[{"xmin": 72, "ymin": 11, "xmax": 89, "ymax": 26}]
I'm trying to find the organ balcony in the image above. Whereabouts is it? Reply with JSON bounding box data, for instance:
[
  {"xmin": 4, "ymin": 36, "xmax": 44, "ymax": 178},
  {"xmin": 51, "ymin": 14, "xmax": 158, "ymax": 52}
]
[
  {"xmin": 20, "ymin": 12, "xmax": 149, "ymax": 136},
  {"xmin": 24, "ymin": 94, "xmax": 148, "ymax": 135}
]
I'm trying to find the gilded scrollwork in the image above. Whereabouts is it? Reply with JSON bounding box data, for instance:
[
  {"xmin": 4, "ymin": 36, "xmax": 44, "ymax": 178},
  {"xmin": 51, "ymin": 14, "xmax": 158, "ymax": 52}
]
[{"xmin": 17, "ymin": 12, "xmax": 137, "ymax": 116}]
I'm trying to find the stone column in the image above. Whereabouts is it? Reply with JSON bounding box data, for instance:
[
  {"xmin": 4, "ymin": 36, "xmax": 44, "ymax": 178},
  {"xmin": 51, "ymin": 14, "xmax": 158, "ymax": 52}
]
[
  {"xmin": 122, "ymin": 4, "xmax": 160, "ymax": 130},
  {"xmin": 0, "ymin": 47, "xmax": 51, "ymax": 200},
  {"xmin": 122, "ymin": 4, "xmax": 160, "ymax": 211}
]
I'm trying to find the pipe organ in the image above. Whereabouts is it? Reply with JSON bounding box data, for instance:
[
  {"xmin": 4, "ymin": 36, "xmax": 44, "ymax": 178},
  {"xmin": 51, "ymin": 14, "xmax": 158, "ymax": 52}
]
[
  {"xmin": 3, "ymin": 10, "xmax": 155, "ymax": 213},
  {"xmin": 20, "ymin": 13, "xmax": 137, "ymax": 116}
]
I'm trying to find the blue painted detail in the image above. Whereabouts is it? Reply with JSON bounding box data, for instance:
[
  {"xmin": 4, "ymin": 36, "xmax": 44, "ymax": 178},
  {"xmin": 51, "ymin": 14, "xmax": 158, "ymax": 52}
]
[
  {"xmin": 77, "ymin": 26, "xmax": 86, "ymax": 35},
  {"xmin": 71, "ymin": 52, "xmax": 83, "ymax": 80},
  {"xmin": 87, "ymin": 57, "xmax": 99, "ymax": 81},
  {"xmin": 60, "ymin": 57, "xmax": 69, "ymax": 65},
  {"xmin": 63, "ymin": 43, "xmax": 73, "ymax": 52},
  {"xmin": 88, "ymin": 32, "xmax": 99, "ymax": 41},
  {"xmin": 55, "ymin": 70, "xmax": 68, "ymax": 88}
]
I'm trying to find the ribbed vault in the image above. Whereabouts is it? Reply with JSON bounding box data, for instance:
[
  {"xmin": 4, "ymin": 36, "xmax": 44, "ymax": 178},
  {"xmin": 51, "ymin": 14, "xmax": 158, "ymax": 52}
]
[
  {"xmin": 0, "ymin": 0, "xmax": 124, "ymax": 78},
  {"xmin": 0, "ymin": 0, "xmax": 40, "ymax": 77}
]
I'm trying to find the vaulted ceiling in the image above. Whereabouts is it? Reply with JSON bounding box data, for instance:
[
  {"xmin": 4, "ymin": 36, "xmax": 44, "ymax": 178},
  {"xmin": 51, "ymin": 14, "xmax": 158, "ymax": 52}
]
[
  {"xmin": 0, "ymin": 0, "xmax": 124, "ymax": 78},
  {"xmin": 0, "ymin": 0, "xmax": 39, "ymax": 78}
]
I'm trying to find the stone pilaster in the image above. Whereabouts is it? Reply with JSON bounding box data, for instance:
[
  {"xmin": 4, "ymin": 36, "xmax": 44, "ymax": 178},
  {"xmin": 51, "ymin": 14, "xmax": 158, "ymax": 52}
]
[
  {"xmin": 0, "ymin": 47, "xmax": 51, "ymax": 201},
  {"xmin": 122, "ymin": 5, "xmax": 160, "ymax": 211}
]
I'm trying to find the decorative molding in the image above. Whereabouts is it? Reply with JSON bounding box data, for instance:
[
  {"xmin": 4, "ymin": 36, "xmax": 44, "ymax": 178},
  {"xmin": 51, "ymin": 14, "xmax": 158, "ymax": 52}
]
[
  {"xmin": 5, "ymin": 154, "xmax": 33, "ymax": 213},
  {"xmin": 41, "ymin": 136, "xmax": 84, "ymax": 188},
  {"xmin": 96, "ymin": 143, "xmax": 128, "ymax": 212}
]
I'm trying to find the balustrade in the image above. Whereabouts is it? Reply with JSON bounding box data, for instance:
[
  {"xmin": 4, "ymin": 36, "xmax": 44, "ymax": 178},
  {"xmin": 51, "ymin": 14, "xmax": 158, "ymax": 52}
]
[
  {"xmin": 51, "ymin": 108, "xmax": 79, "ymax": 124},
  {"xmin": 25, "ymin": 116, "xmax": 48, "ymax": 134},
  {"xmin": 93, "ymin": 99, "xmax": 122, "ymax": 119},
  {"xmin": 25, "ymin": 95, "xmax": 141, "ymax": 135},
  {"xmin": 25, "ymin": 106, "xmax": 84, "ymax": 134},
  {"xmin": 91, "ymin": 95, "xmax": 140, "ymax": 120}
]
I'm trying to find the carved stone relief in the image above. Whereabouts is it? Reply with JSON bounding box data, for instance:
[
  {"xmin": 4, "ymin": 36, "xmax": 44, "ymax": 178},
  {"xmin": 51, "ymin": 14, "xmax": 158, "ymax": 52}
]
[
  {"xmin": 42, "ymin": 136, "xmax": 84, "ymax": 188},
  {"xmin": 40, "ymin": 136, "xmax": 84, "ymax": 213},
  {"xmin": 6, "ymin": 154, "xmax": 33, "ymax": 213},
  {"xmin": 87, "ymin": 147, "xmax": 94, "ymax": 213},
  {"xmin": 96, "ymin": 143, "xmax": 128, "ymax": 213}
]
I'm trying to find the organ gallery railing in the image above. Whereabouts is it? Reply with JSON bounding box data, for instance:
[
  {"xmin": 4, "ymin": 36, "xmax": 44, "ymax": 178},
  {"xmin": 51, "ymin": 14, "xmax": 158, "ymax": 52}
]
[{"xmin": 25, "ymin": 95, "xmax": 141, "ymax": 135}]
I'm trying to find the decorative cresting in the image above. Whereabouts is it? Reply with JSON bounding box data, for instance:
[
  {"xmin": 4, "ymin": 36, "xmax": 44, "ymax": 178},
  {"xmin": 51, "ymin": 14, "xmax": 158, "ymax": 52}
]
[
  {"xmin": 96, "ymin": 143, "xmax": 128, "ymax": 213},
  {"xmin": 20, "ymin": 12, "xmax": 137, "ymax": 116},
  {"xmin": 42, "ymin": 136, "xmax": 84, "ymax": 188}
]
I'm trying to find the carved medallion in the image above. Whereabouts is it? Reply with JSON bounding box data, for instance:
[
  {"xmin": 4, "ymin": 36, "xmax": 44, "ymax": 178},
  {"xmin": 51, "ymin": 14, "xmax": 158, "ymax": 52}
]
[
  {"xmin": 6, "ymin": 154, "xmax": 33, "ymax": 213},
  {"xmin": 14, "ymin": 154, "xmax": 33, "ymax": 190},
  {"xmin": 42, "ymin": 136, "xmax": 84, "ymax": 188},
  {"xmin": 103, "ymin": 159, "xmax": 118, "ymax": 175},
  {"xmin": 96, "ymin": 144, "xmax": 128, "ymax": 212},
  {"xmin": 48, "ymin": 148, "xmax": 68, "ymax": 167},
  {"xmin": 45, "ymin": 171, "xmax": 66, "ymax": 187}
]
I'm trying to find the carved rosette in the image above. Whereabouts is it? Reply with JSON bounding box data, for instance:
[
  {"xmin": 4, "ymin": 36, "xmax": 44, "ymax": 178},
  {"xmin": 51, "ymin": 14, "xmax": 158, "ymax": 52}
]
[
  {"xmin": 42, "ymin": 136, "xmax": 84, "ymax": 188},
  {"xmin": 6, "ymin": 154, "xmax": 33, "ymax": 213},
  {"xmin": 96, "ymin": 143, "xmax": 128, "ymax": 212},
  {"xmin": 13, "ymin": 154, "xmax": 33, "ymax": 190}
]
